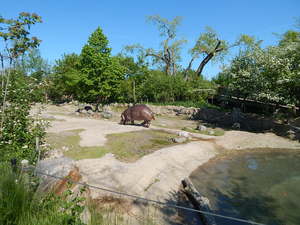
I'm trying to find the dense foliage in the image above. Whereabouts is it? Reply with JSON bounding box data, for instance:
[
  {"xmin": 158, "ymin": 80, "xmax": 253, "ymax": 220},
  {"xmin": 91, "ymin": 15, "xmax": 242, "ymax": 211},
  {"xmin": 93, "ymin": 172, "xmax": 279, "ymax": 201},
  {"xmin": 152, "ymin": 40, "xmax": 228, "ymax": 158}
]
[
  {"xmin": 48, "ymin": 26, "xmax": 216, "ymax": 106},
  {"xmin": 214, "ymin": 30, "xmax": 300, "ymax": 107},
  {"xmin": 0, "ymin": 12, "xmax": 47, "ymax": 163}
]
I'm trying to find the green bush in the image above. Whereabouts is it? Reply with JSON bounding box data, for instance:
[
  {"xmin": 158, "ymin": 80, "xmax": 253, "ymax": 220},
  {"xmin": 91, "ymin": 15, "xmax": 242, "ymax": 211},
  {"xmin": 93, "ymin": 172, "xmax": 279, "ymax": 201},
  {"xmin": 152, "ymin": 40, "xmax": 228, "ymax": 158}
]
[
  {"xmin": 0, "ymin": 70, "xmax": 47, "ymax": 163},
  {"xmin": 0, "ymin": 164, "xmax": 85, "ymax": 225}
]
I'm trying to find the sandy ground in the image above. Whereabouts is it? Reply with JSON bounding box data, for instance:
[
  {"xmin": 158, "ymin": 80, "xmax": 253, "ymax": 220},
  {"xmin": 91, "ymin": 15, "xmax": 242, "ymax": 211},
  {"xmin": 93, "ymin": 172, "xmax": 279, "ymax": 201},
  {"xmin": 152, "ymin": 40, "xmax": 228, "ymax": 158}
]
[{"xmin": 36, "ymin": 104, "xmax": 300, "ymax": 202}]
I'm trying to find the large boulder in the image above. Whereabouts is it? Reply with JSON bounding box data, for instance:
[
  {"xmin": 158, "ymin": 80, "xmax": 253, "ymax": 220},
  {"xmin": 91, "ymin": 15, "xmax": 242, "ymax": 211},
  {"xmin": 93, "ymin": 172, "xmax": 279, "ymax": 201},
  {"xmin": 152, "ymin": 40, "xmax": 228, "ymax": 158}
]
[
  {"xmin": 36, "ymin": 157, "xmax": 77, "ymax": 192},
  {"xmin": 191, "ymin": 108, "xmax": 228, "ymax": 124}
]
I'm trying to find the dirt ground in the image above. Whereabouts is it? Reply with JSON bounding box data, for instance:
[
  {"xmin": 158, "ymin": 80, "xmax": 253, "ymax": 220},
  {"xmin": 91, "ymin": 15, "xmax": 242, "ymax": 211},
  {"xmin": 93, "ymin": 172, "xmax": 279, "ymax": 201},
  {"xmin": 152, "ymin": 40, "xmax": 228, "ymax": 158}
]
[{"xmin": 33, "ymin": 104, "xmax": 300, "ymax": 224}]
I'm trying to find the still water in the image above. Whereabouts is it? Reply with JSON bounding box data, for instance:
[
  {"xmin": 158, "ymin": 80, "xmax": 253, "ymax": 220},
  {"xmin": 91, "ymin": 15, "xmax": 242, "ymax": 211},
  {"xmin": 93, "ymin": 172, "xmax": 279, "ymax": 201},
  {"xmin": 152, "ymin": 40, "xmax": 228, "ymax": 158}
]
[{"xmin": 189, "ymin": 150, "xmax": 300, "ymax": 225}]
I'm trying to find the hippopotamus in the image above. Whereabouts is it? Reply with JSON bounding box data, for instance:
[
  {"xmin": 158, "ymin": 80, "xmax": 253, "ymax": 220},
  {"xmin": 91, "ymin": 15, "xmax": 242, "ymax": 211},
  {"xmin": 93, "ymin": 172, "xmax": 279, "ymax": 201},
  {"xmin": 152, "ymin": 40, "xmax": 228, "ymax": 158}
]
[{"xmin": 120, "ymin": 104, "xmax": 155, "ymax": 128}]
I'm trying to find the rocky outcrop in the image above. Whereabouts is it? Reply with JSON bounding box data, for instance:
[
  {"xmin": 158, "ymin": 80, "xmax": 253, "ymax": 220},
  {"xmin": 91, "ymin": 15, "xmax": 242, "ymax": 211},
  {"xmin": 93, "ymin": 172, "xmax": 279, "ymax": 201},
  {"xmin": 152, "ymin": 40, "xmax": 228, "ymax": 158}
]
[
  {"xmin": 74, "ymin": 103, "xmax": 200, "ymax": 118},
  {"xmin": 36, "ymin": 157, "xmax": 77, "ymax": 192}
]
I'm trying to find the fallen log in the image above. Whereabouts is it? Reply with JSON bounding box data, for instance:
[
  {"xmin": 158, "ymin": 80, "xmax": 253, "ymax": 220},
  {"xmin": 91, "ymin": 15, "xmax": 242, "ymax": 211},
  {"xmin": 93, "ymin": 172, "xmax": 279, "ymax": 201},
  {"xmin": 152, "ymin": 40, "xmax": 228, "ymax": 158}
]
[{"xmin": 182, "ymin": 178, "xmax": 217, "ymax": 225}]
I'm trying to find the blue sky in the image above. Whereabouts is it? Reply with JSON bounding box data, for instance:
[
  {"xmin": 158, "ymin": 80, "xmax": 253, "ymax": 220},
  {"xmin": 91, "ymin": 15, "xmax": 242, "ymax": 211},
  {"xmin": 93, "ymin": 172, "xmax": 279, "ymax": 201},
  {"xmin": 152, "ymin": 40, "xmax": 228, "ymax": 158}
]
[{"xmin": 1, "ymin": 0, "xmax": 299, "ymax": 79}]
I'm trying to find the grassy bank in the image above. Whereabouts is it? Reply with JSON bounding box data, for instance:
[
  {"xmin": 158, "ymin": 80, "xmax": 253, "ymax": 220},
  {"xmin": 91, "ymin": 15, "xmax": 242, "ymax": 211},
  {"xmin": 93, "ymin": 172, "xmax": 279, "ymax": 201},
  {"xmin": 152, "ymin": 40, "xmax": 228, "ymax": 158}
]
[{"xmin": 47, "ymin": 129, "xmax": 181, "ymax": 161}]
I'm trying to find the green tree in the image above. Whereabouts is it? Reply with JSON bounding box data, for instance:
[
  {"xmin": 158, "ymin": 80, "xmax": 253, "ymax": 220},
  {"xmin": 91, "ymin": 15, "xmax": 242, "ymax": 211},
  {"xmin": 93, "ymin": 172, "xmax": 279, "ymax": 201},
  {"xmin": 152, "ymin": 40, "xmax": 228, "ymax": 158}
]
[
  {"xmin": 18, "ymin": 48, "xmax": 50, "ymax": 79},
  {"xmin": 279, "ymin": 30, "xmax": 300, "ymax": 47},
  {"xmin": 49, "ymin": 53, "xmax": 81, "ymax": 102},
  {"xmin": 79, "ymin": 27, "xmax": 125, "ymax": 107},
  {"xmin": 186, "ymin": 27, "xmax": 228, "ymax": 78},
  {"xmin": 0, "ymin": 12, "xmax": 45, "ymax": 163},
  {"xmin": 125, "ymin": 15, "xmax": 186, "ymax": 76},
  {"xmin": 215, "ymin": 31, "xmax": 300, "ymax": 107},
  {"xmin": 114, "ymin": 54, "xmax": 150, "ymax": 103}
]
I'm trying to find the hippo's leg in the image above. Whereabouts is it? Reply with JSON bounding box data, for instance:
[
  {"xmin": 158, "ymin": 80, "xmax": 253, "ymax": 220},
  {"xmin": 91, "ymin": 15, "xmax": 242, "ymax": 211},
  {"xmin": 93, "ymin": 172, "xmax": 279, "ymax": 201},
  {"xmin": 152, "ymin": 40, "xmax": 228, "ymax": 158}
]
[{"xmin": 142, "ymin": 120, "xmax": 150, "ymax": 128}]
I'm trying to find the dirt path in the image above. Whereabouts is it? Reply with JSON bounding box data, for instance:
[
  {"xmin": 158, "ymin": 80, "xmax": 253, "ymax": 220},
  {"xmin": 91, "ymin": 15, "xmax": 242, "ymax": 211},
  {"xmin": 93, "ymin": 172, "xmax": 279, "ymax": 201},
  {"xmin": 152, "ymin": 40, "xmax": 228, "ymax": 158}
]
[{"xmin": 37, "ymin": 104, "xmax": 300, "ymax": 202}]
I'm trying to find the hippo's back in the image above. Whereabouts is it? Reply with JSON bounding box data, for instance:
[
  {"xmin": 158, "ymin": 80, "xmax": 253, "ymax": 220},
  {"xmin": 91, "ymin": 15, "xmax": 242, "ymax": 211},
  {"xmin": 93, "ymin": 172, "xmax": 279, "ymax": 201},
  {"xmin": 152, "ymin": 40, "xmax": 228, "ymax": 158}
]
[{"xmin": 130, "ymin": 104, "xmax": 154, "ymax": 121}]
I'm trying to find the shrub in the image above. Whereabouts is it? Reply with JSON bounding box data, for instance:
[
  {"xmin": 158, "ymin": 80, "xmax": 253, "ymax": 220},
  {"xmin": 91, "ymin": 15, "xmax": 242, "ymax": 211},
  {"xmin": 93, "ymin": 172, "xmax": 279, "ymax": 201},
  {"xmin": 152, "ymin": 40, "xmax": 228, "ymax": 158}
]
[
  {"xmin": 0, "ymin": 163, "xmax": 85, "ymax": 225},
  {"xmin": 0, "ymin": 70, "xmax": 48, "ymax": 163}
]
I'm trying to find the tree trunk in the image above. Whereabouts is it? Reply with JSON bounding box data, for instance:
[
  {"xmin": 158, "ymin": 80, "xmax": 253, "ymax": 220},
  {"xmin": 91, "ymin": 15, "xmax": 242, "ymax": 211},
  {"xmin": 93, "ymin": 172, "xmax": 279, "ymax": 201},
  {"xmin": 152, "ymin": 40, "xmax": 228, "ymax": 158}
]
[
  {"xmin": 196, "ymin": 53, "xmax": 215, "ymax": 76},
  {"xmin": 132, "ymin": 80, "xmax": 136, "ymax": 104},
  {"xmin": 196, "ymin": 40, "xmax": 223, "ymax": 77},
  {"xmin": 184, "ymin": 57, "xmax": 195, "ymax": 80}
]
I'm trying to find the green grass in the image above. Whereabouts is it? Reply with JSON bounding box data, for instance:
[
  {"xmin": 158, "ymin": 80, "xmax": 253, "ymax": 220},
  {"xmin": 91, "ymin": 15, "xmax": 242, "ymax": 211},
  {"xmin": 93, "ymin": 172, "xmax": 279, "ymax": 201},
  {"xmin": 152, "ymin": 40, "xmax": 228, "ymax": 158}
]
[
  {"xmin": 46, "ymin": 129, "xmax": 180, "ymax": 161},
  {"xmin": 182, "ymin": 127, "xmax": 225, "ymax": 136},
  {"xmin": 0, "ymin": 164, "xmax": 85, "ymax": 225},
  {"xmin": 0, "ymin": 164, "xmax": 158, "ymax": 225}
]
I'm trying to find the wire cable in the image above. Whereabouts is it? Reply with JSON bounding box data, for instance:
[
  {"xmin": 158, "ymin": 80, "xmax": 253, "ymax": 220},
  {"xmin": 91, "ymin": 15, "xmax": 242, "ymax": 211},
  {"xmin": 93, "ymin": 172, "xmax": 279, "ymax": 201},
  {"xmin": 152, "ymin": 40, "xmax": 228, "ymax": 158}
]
[{"xmin": 26, "ymin": 167, "xmax": 267, "ymax": 225}]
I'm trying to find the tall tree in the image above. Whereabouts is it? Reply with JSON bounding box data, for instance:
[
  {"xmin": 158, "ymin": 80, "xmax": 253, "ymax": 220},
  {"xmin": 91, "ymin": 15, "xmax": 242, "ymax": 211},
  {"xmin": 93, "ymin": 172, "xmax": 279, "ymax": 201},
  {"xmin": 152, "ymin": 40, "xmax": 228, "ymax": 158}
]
[
  {"xmin": 79, "ymin": 27, "xmax": 125, "ymax": 106},
  {"xmin": 0, "ymin": 12, "xmax": 42, "ymax": 67},
  {"xmin": 49, "ymin": 53, "xmax": 81, "ymax": 101},
  {"xmin": 186, "ymin": 27, "xmax": 228, "ymax": 78},
  {"xmin": 125, "ymin": 15, "xmax": 186, "ymax": 76},
  {"xmin": 279, "ymin": 30, "xmax": 300, "ymax": 47}
]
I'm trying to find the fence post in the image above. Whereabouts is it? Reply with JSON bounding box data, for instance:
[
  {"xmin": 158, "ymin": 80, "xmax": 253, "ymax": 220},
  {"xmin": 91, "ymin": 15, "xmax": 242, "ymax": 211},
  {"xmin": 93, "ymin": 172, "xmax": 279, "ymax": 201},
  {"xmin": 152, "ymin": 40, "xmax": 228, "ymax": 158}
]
[{"xmin": 35, "ymin": 136, "xmax": 40, "ymax": 175}]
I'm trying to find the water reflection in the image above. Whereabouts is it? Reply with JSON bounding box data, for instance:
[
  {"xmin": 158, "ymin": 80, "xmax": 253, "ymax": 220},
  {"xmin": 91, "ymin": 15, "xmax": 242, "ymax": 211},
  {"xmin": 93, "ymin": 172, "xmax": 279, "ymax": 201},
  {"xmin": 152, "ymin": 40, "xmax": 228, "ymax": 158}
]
[{"xmin": 189, "ymin": 151, "xmax": 300, "ymax": 225}]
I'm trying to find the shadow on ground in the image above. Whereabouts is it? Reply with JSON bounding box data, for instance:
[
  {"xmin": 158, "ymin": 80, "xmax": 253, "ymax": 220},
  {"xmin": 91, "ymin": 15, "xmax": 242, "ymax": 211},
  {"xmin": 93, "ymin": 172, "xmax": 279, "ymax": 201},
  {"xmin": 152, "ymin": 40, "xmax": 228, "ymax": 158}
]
[
  {"xmin": 160, "ymin": 190, "xmax": 203, "ymax": 225},
  {"xmin": 192, "ymin": 107, "xmax": 300, "ymax": 142}
]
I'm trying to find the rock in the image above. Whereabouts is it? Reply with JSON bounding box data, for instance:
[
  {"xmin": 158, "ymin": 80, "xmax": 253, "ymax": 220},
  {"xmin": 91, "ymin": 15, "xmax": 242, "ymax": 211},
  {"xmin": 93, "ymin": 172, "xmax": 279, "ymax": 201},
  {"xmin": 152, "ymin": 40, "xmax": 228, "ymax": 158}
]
[
  {"xmin": 191, "ymin": 107, "xmax": 226, "ymax": 123},
  {"xmin": 177, "ymin": 131, "xmax": 190, "ymax": 138},
  {"xmin": 21, "ymin": 159, "xmax": 29, "ymax": 167},
  {"xmin": 197, "ymin": 124, "xmax": 207, "ymax": 131},
  {"xmin": 231, "ymin": 107, "xmax": 244, "ymax": 124},
  {"xmin": 75, "ymin": 112, "xmax": 80, "ymax": 116},
  {"xmin": 287, "ymin": 130, "xmax": 296, "ymax": 140},
  {"xmin": 171, "ymin": 137, "xmax": 187, "ymax": 143},
  {"xmin": 232, "ymin": 122, "xmax": 241, "ymax": 129},
  {"xmin": 101, "ymin": 111, "xmax": 113, "ymax": 119},
  {"xmin": 87, "ymin": 110, "xmax": 94, "ymax": 115},
  {"xmin": 81, "ymin": 109, "xmax": 88, "ymax": 115},
  {"xmin": 208, "ymin": 130, "xmax": 215, "ymax": 135},
  {"xmin": 36, "ymin": 157, "xmax": 76, "ymax": 192}
]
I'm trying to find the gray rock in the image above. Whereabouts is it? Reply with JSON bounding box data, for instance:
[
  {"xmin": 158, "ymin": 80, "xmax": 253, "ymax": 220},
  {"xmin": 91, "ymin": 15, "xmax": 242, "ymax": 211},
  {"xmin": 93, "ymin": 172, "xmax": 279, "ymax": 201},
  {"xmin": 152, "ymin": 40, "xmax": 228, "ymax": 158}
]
[
  {"xmin": 36, "ymin": 157, "xmax": 75, "ymax": 192},
  {"xmin": 287, "ymin": 130, "xmax": 296, "ymax": 140},
  {"xmin": 101, "ymin": 111, "xmax": 113, "ymax": 119},
  {"xmin": 208, "ymin": 130, "xmax": 215, "ymax": 135},
  {"xmin": 177, "ymin": 131, "xmax": 190, "ymax": 138},
  {"xmin": 197, "ymin": 124, "xmax": 207, "ymax": 131},
  {"xmin": 81, "ymin": 109, "xmax": 88, "ymax": 115},
  {"xmin": 171, "ymin": 137, "xmax": 187, "ymax": 143},
  {"xmin": 232, "ymin": 122, "xmax": 241, "ymax": 129},
  {"xmin": 87, "ymin": 110, "xmax": 94, "ymax": 115}
]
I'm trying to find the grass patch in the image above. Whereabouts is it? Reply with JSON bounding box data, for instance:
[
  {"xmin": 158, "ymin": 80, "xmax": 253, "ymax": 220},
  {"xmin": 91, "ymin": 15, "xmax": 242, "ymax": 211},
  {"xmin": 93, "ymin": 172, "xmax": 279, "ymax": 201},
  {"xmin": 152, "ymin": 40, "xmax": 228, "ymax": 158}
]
[
  {"xmin": 152, "ymin": 114, "xmax": 198, "ymax": 130},
  {"xmin": 46, "ymin": 129, "xmax": 180, "ymax": 162},
  {"xmin": 182, "ymin": 127, "xmax": 225, "ymax": 136}
]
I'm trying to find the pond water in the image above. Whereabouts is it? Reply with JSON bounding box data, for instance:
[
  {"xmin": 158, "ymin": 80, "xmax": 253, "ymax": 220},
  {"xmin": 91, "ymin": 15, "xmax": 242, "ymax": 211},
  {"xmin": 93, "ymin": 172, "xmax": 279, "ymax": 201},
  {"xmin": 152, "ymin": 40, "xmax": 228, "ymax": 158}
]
[{"xmin": 189, "ymin": 150, "xmax": 300, "ymax": 225}]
